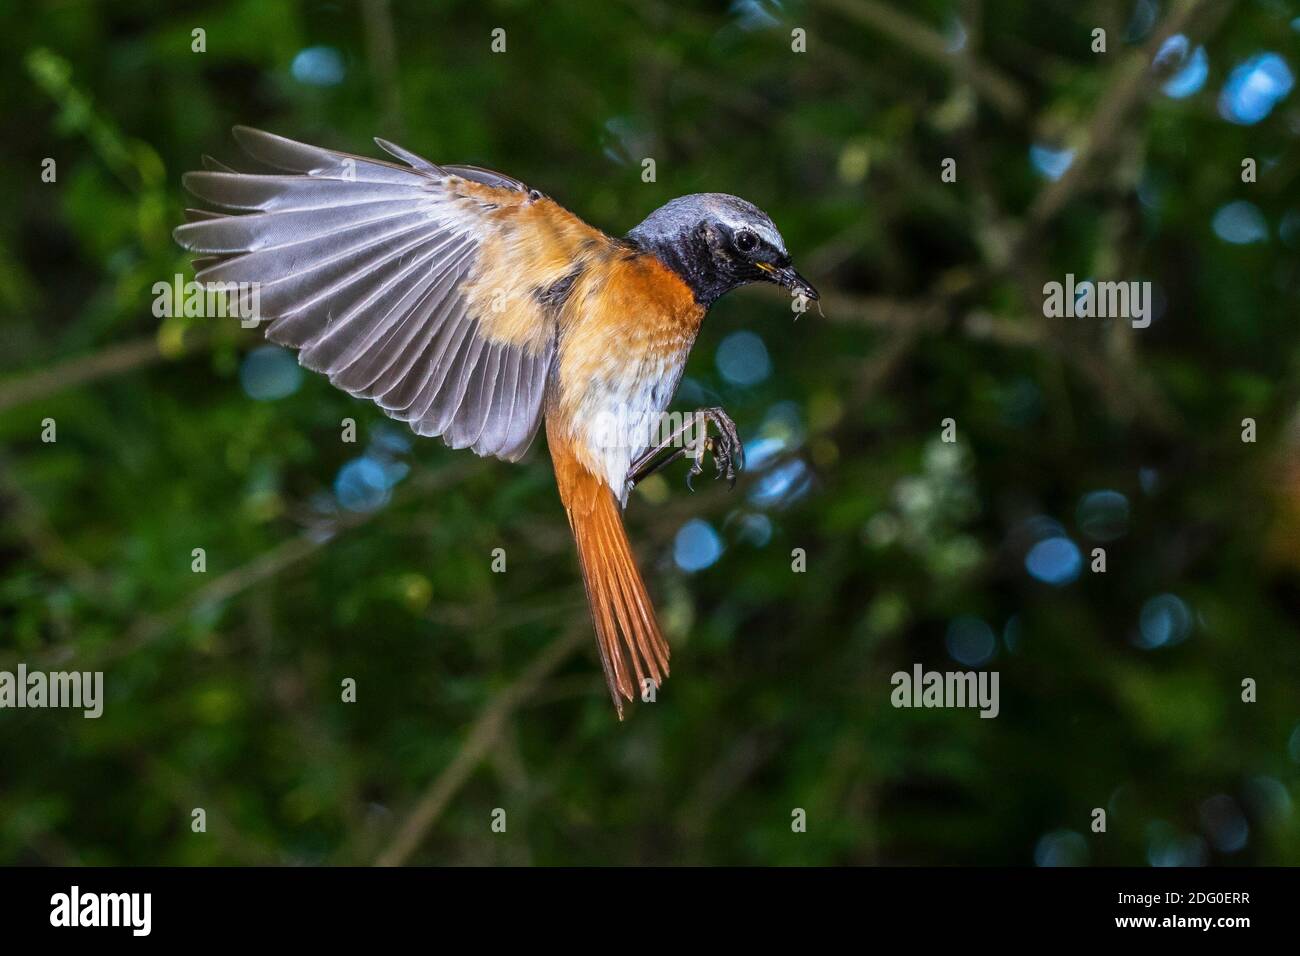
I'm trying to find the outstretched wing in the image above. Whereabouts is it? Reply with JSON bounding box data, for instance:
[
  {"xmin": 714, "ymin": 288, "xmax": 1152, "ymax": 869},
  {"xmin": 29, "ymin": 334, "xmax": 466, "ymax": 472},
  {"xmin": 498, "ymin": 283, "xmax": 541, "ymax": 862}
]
[{"xmin": 174, "ymin": 127, "xmax": 613, "ymax": 461}]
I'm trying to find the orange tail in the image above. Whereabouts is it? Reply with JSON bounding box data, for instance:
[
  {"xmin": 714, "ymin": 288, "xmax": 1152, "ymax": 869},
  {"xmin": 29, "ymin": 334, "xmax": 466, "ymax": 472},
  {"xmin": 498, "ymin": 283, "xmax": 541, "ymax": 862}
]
[{"xmin": 548, "ymin": 430, "xmax": 670, "ymax": 718}]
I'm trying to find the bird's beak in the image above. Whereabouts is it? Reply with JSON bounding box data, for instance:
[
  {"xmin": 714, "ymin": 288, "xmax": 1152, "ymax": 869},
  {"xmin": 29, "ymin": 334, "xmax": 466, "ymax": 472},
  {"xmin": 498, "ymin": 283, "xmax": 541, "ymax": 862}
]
[{"xmin": 760, "ymin": 263, "xmax": 819, "ymax": 301}]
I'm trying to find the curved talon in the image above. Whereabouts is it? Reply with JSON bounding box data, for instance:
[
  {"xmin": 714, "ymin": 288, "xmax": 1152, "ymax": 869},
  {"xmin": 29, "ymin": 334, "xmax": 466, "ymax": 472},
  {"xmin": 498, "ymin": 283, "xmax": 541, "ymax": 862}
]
[
  {"xmin": 626, "ymin": 405, "xmax": 745, "ymax": 493},
  {"xmin": 685, "ymin": 451, "xmax": 704, "ymax": 492},
  {"xmin": 683, "ymin": 407, "xmax": 743, "ymax": 493}
]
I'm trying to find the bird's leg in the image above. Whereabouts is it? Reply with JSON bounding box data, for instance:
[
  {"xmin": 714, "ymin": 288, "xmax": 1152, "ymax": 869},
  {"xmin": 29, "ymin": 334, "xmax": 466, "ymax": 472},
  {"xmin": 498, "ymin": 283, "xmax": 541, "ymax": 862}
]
[{"xmin": 626, "ymin": 407, "xmax": 744, "ymax": 494}]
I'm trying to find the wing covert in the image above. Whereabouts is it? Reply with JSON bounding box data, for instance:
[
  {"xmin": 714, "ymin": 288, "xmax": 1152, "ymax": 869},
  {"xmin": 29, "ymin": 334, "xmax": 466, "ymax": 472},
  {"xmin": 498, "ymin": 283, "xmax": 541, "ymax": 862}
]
[{"xmin": 174, "ymin": 127, "xmax": 612, "ymax": 461}]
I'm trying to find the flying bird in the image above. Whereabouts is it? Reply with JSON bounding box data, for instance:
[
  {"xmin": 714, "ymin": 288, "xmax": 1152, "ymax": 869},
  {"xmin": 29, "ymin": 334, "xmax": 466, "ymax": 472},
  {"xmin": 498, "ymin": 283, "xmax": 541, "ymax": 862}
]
[{"xmin": 174, "ymin": 128, "xmax": 817, "ymax": 717}]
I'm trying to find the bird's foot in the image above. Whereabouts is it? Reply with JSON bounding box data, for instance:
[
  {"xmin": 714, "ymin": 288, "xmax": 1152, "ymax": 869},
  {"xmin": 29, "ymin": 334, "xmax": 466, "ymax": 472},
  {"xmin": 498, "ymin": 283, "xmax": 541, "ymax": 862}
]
[
  {"xmin": 625, "ymin": 406, "xmax": 745, "ymax": 495},
  {"xmin": 685, "ymin": 407, "xmax": 743, "ymax": 492}
]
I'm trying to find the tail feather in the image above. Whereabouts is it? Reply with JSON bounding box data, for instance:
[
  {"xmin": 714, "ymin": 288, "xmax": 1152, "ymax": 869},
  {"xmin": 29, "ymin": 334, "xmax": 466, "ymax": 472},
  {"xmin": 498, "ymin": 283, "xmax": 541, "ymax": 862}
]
[{"xmin": 550, "ymin": 435, "xmax": 670, "ymax": 718}]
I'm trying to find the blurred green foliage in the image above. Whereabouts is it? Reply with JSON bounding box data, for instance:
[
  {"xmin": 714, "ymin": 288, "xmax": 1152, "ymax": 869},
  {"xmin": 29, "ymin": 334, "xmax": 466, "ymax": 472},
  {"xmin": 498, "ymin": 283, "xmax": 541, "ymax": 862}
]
[{"xmin": 1, "ymin": 0, "xmax": 1298, "ymax": 866}]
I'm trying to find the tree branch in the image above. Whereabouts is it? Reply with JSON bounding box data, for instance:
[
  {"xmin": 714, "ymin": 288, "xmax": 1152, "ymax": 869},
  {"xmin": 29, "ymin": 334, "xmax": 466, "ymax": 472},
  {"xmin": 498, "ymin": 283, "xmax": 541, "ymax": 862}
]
[{"xmin": 374, "ymin": 622, "xmax": 590, "ymax": 867}]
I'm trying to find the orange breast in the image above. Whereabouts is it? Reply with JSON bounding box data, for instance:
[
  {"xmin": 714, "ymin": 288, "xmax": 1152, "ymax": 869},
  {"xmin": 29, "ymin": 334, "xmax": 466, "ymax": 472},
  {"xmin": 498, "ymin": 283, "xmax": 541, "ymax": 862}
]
[{"xmin": 548, "ymin": 252, "xmax": 706, "ymax": 494}]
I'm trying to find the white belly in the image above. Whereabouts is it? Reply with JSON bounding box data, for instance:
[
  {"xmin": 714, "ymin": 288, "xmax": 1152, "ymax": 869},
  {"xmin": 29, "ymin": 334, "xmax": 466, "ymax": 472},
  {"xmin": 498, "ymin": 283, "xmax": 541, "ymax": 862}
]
[{"xmin": 568, "ymin": 347, "xmax": 691, "ymax": 502}]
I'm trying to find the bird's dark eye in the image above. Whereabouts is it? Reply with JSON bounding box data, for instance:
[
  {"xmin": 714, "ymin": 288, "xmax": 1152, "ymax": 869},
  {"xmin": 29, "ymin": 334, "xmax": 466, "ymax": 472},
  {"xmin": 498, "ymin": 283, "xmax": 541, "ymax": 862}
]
[{"xmin": 735, "ymin": 230, "xmax": 757, "ymax": 253}]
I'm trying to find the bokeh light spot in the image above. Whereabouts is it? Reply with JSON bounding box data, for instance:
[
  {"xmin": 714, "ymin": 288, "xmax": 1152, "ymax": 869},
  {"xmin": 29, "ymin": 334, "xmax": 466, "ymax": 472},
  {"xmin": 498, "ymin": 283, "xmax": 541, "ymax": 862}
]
[
  {"xmin": 1136, "ymin": 593, "xmax": 1193, "ymax": 649},
  {"xmin": 239, "ymin": 346, "xmax": 302, "ymax": 401},
  {"xmin": 1034, "ymin": 830, "xmax": 1088, "ymax": 867},
  {"xmin": 1244, "ymin": 776, "xmax": 1292, "ymax": 825},
  {"xmin": 1155, "ymin": 35, "xmax": 1208, "ymax": 99},
  {"xmin": 1218, "ymin": 52, "xmax": 1293, "ymax": 124},
  {"xmin": 1147, "ymin": 821, "xmax": 1208, "ymax": 866},
  {"xmin": 1025, "ymin": 536, "xmax": 1082, "ymax": 585},
  {"xmin": 334, "ymin": 457, "xmax": 392, "ymax": 512},
  {"xmin": 749, "ymin": 458, "xmax": 812, "ymax": 509},
  {"xmin": 716, "ymin": 330, "xmax": 772, "ymax": 386},
  {"xmin": 944, "ymin": 17, "xmax": 967, "ymax": 54},
  {"xmin": 1212, "ymin": 200, "xmax": 1268, "ymax": 244},
  {"xmin": 674, "ymin": 519, "xmax": 723, "ymax": 572},
  {"xmin": 946, "ymin": 615, "xmax": 997, "ymax": 666},
  {"xmin": 1030, "ymin": 144, "xmax": 1075, "ymax": 181},
  {"xmin": 1199, "ymin": 794, "xmax": 1249, "ymax": 853},
  {"xmin": 291, "ymin": 46, "xmax": 345, "ymax": 87},
  {"xmin": 1076, "ymin": 490, "xmax": 1130, "ymax": 541}
]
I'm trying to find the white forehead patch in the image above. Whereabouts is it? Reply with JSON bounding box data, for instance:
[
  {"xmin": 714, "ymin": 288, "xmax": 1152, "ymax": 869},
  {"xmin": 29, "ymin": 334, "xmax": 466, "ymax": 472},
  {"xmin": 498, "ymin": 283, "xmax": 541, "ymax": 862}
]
[
  {"xmin": 712, "ymin": 201, "xmax": 787, "ymax": 256},
  {"xmin": 628, "ymin": 192, "xmax": 789, "ymax": 255}
]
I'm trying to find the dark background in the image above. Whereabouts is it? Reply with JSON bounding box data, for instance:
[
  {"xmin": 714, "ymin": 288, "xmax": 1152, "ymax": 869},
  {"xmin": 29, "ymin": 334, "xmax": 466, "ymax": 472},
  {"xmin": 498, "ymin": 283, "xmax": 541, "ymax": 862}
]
[{"xmin": 1, "ymin": 0, "xmax": 1298, "ymax": 866}]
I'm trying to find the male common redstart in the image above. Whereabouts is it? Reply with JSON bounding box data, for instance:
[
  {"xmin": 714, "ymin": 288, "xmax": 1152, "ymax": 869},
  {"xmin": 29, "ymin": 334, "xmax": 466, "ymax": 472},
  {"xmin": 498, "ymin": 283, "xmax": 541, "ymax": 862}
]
[{"xmin": 175, "ymin": 128, "xmax": 817, "ymax": 717}]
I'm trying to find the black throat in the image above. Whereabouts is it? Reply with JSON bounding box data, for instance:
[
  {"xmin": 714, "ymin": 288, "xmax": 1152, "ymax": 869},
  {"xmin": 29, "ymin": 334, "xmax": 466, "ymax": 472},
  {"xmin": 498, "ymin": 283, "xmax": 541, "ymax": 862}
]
[{"xmin": 629, "ymin": 231, "xmax": 737, "ymax": 308}]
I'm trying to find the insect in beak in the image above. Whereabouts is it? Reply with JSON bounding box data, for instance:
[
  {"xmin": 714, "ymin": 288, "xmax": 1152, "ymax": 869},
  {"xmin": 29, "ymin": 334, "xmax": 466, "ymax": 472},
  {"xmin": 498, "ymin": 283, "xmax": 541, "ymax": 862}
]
[
  {"xmin": 758, "ymin": 262, "xmax": 819, "ymax": 302},
  {"xmin": 777, "ymin": 265, "xmax": 819, "ymax": 302}
]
